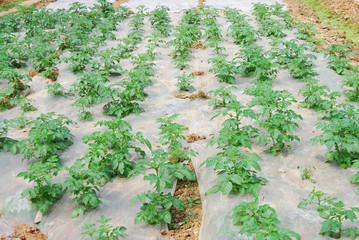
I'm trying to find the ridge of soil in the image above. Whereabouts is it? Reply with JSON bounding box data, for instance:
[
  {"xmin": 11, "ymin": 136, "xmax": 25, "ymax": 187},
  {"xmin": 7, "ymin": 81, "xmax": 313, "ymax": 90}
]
[
  {"xmin": 165, "ymin": 161, "xmax": 202, "ymax": 240},
  {"xmin": 283, "ymin": 0, "xmax": 359, "ymax": 66},
  {"xmin": 1, "ymin": 224, "xmax": 48, "ymax": 240}
]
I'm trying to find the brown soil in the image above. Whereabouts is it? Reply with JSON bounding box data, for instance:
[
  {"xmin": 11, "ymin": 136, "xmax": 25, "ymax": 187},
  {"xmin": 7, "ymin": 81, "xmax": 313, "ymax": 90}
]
[
  {"xmin": 191, "ymin": 71, "xmax": 205, "ymax": 76},
  {"xmin": 29, "ymin": 70, "xmax": 38, "ymax": 78},
  {"xmin": 191, "ymin": 41, "xmax": 206, "ymax": 50},
  {"xmin": 322, "ymin": 0, "xmax": 359, "ymax": 23},
  {"xmin": 165, "ymin": 161, "xmax": 202, "ymax": 240},
  {"xmin": 0, "ymin": 79, "xmax": 25, "ymax": 109},
  {"xmin": 49, "ymin": 68, "xmax": 59, "ymax": 82},
  {"xmin": 176, "ymin": 90, "xmax": 210, "ymax": 101},
  {"xmin": 198, "ymin": 0, "xmax": 205, "ymax": 7},
  {"xmin": 112, "ymin": 0, "xmax": 128, "ymax": 8},
  {"xmin": 186, "ymin": 133, "xmax": 206, "ymax": 143},
  {"xmin": 283, "ymin": 0, "xmax": 359, "ymax": 65},
  {"xmin": 1, "ymin": 224, "xmax": 47, "ymax": 240}
]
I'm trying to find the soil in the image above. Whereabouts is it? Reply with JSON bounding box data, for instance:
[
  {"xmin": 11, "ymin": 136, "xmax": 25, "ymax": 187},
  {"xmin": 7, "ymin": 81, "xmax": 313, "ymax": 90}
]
[
  {"xmin": 29, "ymin": 70, "xmax": 39, "ymax": 78},
  {"xmin": 112, "ymin": 0, "xmax": 128, "ymax": 8},
  {"xmin": 322, "ymin": 0, "xmax": 359, "ymax": 23},
  {"xmin": 0, "ymin": 0, "xmax": 56, "ymax": 16},
  {"xmin": 1, "ymin": 224, "xmax": 48, "ymax": 240},
  {"xmin": 186, "ymin": 133, "xmax": 206, "ymax": 143},
  {"xmin": 191, "ymin": 41, "xmax": 206, "ymax": 50},
  {"xmin": 49, "ymin": 68, "xmax": 59, "ymax": 82},
  {"xmin": 165, "ymin": 161, "xmax": 202, "ymax": 240},
  {"xmin": 283, "ymin": 0, "xmax": 359, "ymax": 66},
  {"xmin": 198, "ymin": 0, "xmax": 205, "ymax": 7},
  {"xmin": 191, "ymin": 71, "xmax": 205, "ymax": 76},
  {"xmin": 176, "ymin": 90, "xmax": 210, "ymax": 101}
]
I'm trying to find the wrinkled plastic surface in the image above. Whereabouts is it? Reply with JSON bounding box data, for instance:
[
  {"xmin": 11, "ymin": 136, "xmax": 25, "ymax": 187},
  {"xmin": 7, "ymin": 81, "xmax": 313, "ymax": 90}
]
[{"xmin": 1, "ymin": 1, "xmax": 358, "ymax": 240}]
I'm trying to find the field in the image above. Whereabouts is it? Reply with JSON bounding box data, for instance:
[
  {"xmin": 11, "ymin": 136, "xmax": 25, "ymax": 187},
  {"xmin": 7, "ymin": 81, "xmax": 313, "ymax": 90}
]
[{"xmin": 0, "ymin": 0, "xmax": 359, "ymax": 239}]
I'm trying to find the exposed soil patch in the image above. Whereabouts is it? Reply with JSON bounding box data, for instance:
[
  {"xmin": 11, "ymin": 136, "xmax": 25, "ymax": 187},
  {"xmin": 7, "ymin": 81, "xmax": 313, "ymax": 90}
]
[
  {"xmin": 191, "ymin": 71, "xmax": 205, "ymax": 76},
  {"xmin": 29, "ymin": 70, "xmax": 39, "ymax": 78},
  {"xmin": 186, "ymin": 133, "xmax": 206, "ymax": 143},
  {"xmin": 0, "ymin": 0, "xmax": 56, "ymax": 16},
  {"xmin": 166, "ymin": 161, "xmax": 202, "ymax": 240},
  {"xmin": 1, "ymin": 224, "xmax": 48, "ymax": 240},
  {"xmin": 176, "ymin": 90, "xmax": 210, "ymax": 101},
  {"xmin": 322, "ymin": 0, "xmax": 359, "ymax": 23},
  {"xmin": 49, "ymin": 68, "xmax": 59, "ymax": 82},
  {"xmin": 112, "ymin": 0, "xmax": 128, "ymax": 8},
  {"xmin": 191, "ymin": 41, "xmax": 206, "ymax": 50},
  {"xmin": 283, "ymin": 0, "xmax": 359, "ymax": 66}
]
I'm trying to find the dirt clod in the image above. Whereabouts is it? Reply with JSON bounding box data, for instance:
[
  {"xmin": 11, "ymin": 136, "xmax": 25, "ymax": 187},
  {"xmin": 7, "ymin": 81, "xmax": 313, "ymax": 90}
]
[
  {"xmin": 176, "ymin": 90, "xmax": 210, "ymax": 101},
  {"xmin": 9, "ymin": 224, "xmax": 48, "ymax": 240},
  {"xmin": 169, "ymin": 162, "xmax": 202, "ymax": 240},
  {"xmin": 29, "ymin": 70, "xmax": 39, "ymax": 78},
  {"xmin": 191, "ymin": 71, "xmax": 205, "ymax": 76},
  {"xmin": 191, "ymin": 41, "xmax": 206, "ymax": 50},
  {"xmin": 112, "ymin": 0, "xmax": 128, "ymax": 8},
  {"xmin": 187, "ymin": 133, "xmax": 206, "ymax": 143}
]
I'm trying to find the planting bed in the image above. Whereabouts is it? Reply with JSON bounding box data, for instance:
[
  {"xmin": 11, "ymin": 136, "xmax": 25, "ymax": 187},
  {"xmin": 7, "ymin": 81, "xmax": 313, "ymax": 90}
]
[{"xmin": 0, "ymin": 0, "xmax": 359, "ymax": 239}]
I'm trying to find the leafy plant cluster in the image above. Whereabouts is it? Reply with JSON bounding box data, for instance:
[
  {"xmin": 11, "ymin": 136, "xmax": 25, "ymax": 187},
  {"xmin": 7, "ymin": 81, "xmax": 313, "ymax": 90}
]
[
  {"xmin": 63, "ymin": 118, "xmax": 150, "ymax": 217},
  {"xmin": 311, "ymin": 103, "xmax": 359, "ymax": 169},
  {"xmin": 81, "ymin": 215, "xmax": 127, "ymax": 240},
  {"xmin": 131, "ymin": 114, "xmax": 197, "ymax": 225},
  {"xmin": 298, "ymin": 78, "xmax": 341, "ymax": 112},
  {"xmin": 150, "ymin": 6, "xmax": 171, "ymax": 37},
  {"xmin": 15, "ymin": 112, "xmax": 74, "ymax": 214},
  {"xmin": 298, "ymin": 188, "xmax": 359, "ymax": 239},
  {"xmin": 252, "ymin": 3, "xmax": 287, "ymax": 39},
  {"xmin": 225, "ymin": 8, "xmax": 259, "ymax": 46},
  {"xmin": 201, "ymin": 6, "xmax": 225, "ymax": 54},
  {"xmin": 233, "ymin": 198, "xmax": 301, "ymax": 239},
  {"xmin": 273, "ymin": 39, "xmax": 318, "ymax": 81},
  {"xmin": 324, "ymin": 44, "xmax": 356, "ymax": 75},
  {"xmin": 168, "ymin": 8, "xmax": 202, "ymax": 69},
  {"xmin": 236, "ymin": 44, "xmax": 278, "ymax": 82}
]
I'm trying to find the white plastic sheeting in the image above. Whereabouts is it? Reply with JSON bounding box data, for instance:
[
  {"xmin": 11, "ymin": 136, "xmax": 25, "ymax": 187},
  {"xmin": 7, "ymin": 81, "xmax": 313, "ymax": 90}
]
[{"xmin": 0, "ymin": 1, "xmax": 358, "ymax": 240}]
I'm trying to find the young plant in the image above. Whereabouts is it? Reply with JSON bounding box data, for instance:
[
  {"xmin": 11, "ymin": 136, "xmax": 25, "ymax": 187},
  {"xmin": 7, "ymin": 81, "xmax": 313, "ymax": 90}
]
[
  {"xmin": 311, "ymin": 103, "xmax": 359, "ymax": 168},
  {"xmin": 250, "ymin": 89, "xmax": 302, "ymax": 155},
  {"xmin": 18, "ymin": 112, "xmax": 74, "ymax": 161},
  {"xmin": 71, "ymin": 71, "xmax": 110, "ymax": 120},
  {"xmin": 157, "ymin": 114, "xmax": 196, "ymax": 161},
  {"xmin": 324, "ymin": 44, "xmax": 355, "ymax": 75},
  {"xmin": 210, "ymin": 101, "xmax": 259, "ymax": 150},
  {"xmin": 202, "ymin": 146, "xmax": 266, "ymax": 197},
  {"xmin": 350, "ymin": 161, "xmax": 359, "ymax": 195},
  {"xmin": 17, "ymin": 156, "xmax": 63, "ymax": 214},
  {"xmin": 81, "ymin": 215, "xmax": 127, "ymax": 240},
  {"xmin": 299, "ymin": 79, "xmax": 341, "ymax": 111},
  {"xmin": 233, "ymin": 197, "xmax": 301, "ymax": 239},
  {"xmin": 81, "ymin": 118, "xmax": 151, "ymax": 179},
  {"xmin": 185, "ymin": 196, "xmax": 201, "ymax": 209},
  {"xmin": 208, "ymin": 55, "xmax": 238, "ymax": 84},
  {"xmin": 150, "ymin": 6, "xmax": 171, "ymax": 37},
  {"xmin": 236, "ymin": 45, "xmax": 277, "ymax": 82},
  {"xmin": 176, "ymin": 73, "xmax": 196, "ymax": 92},
  {"xmin": 342, "ymin": 71, "xmax": 359, "ymax": 102},
  {"xmin": 63, "ymin": 160, "xmax": 104, "ymax": 218},
  {"xmin": 131, "ymin": 149, "xmax": 191, "ymax": 225},
  {"xmin": 298, "ymin": 188, "xmax": 359, "ymax": 239},
  {"xmin": 46, "ymin": 82, "xmax": 69, "ymax": 96},
  {"xmin": 300, "ymin": 167, "xmax": 316, "ymax": 183},
  {"xmin": 132, "ymin": 190, "xmax": 185, "ymax": 225},
  {"xmin": 208, "ymin": 85, "xmax": 237, "ymax": 108}
]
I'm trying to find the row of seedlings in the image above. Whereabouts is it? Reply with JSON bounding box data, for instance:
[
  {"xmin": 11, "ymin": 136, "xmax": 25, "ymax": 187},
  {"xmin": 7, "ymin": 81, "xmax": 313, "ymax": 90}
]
[
  {"xmin": 200, "ymin": 6, "xmax": 303, "ymax": 238},
  {"xmin": 254, "ymin": 4, "xmax": 359, "ymax": 239}
]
